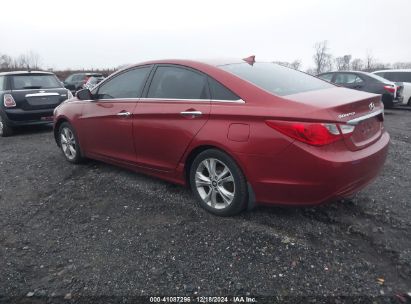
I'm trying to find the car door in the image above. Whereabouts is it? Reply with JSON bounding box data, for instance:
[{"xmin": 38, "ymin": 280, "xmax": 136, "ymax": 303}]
[
  {"xmin": 133, "ymin": 65, "xmax": 211, "ymax": 171},
  {"xmin": 79, "ymin": 66, "xmax": 152, "ymax": 163}
]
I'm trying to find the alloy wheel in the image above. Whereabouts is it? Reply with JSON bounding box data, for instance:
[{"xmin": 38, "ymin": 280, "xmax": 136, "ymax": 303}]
[
  {"xmin": 195, "ymin": 158, "xmax": 235, "ymax": 210},
  {"xmin": 60, "ymin": 127, "xmax": 77, "ymax": 160}
]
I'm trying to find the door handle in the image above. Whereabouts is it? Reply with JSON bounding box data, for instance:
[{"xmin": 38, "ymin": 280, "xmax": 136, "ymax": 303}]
[
  {"xmin": 117, "ymin": 111, "xmax": 131, "ymax": 117},
  {"xmin": 180, "ymin": 111, "xmax": 202, "ymax": 117}
]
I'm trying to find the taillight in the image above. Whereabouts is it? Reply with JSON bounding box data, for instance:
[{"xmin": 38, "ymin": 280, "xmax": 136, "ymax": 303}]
[
  {"xmin": 265, "ymin": 120, "xmax": 355, "ymax": 146},
  {"xmin": 3, "ymin": 94, "xmax": 16, "ymax": 108},
  {"xmin": 83, "ymin": 76, "xmax": 90, "ymax": 84},
  {"xmin": 383, "ymin": 85, "xmax": 395, "ymax": 93}
]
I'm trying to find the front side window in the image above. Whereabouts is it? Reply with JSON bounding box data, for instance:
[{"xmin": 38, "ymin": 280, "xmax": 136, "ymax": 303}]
[
  {"xmin": 11, "ymin": 74, "xmax": 62, "ymax": 89},
  {"xmin": 219, "ymin": 62, "xmax": 333, "ymax": 96},
  {"xmin": 96, "ymin": 66, "xmax": 151, "ymax": 99},
  {"xmin": 147, "ymin": 66, "xmax": 209, "ymax": 99}
]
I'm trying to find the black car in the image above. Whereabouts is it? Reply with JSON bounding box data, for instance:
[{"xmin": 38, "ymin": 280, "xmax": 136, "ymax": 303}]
[
  {"xmin": 63, "ymin": 73, "xmax": 104, "ymax": 93},
  {"xmin": 317, "ymin": 71, "xmax": 402, "ymax": 108},
  {"xmin": 0, "ymin": 71, "xmax": 72, "ymax": 137}
]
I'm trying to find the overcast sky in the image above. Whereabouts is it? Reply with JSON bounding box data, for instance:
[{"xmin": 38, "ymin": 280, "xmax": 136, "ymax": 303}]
[{"xmin": 1, "ymin": 0, "xmax": 410, "ymax": 70}]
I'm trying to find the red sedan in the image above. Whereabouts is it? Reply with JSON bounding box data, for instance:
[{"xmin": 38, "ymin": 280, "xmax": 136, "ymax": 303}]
[{"xmin": 53, "ymin": 58, "xmax": 389, "ymax": 216}]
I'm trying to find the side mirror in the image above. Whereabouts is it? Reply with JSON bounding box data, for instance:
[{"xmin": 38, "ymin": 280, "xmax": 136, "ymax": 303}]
[{"xmin": 76, "ymin": 89, "xmax": 93, "ymax": 100}]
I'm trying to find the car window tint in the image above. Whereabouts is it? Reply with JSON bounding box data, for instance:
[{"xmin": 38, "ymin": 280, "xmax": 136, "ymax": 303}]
[
  {"xmin": 147, "ymin": 66, "xmax": 209, "ymax": 99},
  {"xmin": 96, "ymin": 67, "xmax": 151, "ymax": 99},
  {"xmin": 384, "ymin": 72, "xmax": 411, "ymax": 83},
  {"xmin": 318, "ymin": 73, "xmax": 333, "ymax": 82},
  {"xmin": 220, "ymin": 63, "xmax": 333, "ymax": 96},
  {"xmin": 11, "ymin": 74, "xmax": 61, "ymax": 89},
  {"xmin": 334, "ymin": 73, "xmax": 358, "ymax": 84},
  {"xmin": 354, "ymin": 75, "xmax": 364, "ymax": 83},
  {"xmin": 374, "ymin": 72, "xmax": 385, "ymax": 78},
  {"xmin": 73, "ymin": 74, "xmax": 84, "ymax": 81},
  {"xmin": 208, "ymin": 77, "xmax": 239, "ymax": 100},
  {"xmin": 0, "ymin": 76, "xmax": 4, "ymax": 90}
]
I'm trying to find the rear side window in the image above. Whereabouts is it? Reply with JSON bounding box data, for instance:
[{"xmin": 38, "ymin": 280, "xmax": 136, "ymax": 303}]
[
  {"xmin": 318, "ymin": 73, "xmax": 333, "ymax": 82},
  {"xmin": 334, "ymin": 73, "xmax": 363, "ymax": 84},
  {"xmin": 96, "ymin": 66, "xmax": 151, "ymax": 99},
  {"xmin": 147, "ymin": 66, "xmax": 209, "ymax": 99},
  {"xmin": 0, "ymin": 76, "xmax": 4, "ymax": 90},
  {"xmin": 383, "ymin": 72, "xmax": 411, "ymax": 83},
  {"xmin": 208, "ymin": 78, "xmax": 240, "ymax": 100},
  {"xmin": 219, "ymin": 63, "xmax": 333, "ymax": 96},
  {"xmin": 11, "ymin": 74, "xmax": 61, "ymax": 89}
]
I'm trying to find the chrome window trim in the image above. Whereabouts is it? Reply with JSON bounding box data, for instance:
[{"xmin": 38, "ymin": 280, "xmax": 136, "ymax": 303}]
[
  {"xmin": 84, "ymin": 98, "xmax": 245, "ymax": 104},
  {"xmin": 346, "ymin": 109, "xmax": 384, "ymax": 125},
  {"xmin": 25, "ymin": 92, "xmax": 60, "ymax": 97},
  {"xmin": 139, "ymin": 97, "xmax": 245, "ymax": 104}
]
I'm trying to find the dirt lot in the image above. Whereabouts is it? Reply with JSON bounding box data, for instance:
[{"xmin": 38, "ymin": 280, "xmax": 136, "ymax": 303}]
[{"xmin": 0, "ymin": 109, "xmax": 410, "ymax": 302}]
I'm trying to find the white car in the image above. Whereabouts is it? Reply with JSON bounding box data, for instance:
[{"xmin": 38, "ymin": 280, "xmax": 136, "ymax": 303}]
[{"xmin": 373, "ymin": 69, "xmax": 411, "ymax": 106}]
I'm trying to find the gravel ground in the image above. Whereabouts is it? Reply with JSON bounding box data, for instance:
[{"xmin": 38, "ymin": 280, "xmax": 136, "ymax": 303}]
[{"xmin": 0, "ymin": 109, "xmax": 410, "ymax": 303}]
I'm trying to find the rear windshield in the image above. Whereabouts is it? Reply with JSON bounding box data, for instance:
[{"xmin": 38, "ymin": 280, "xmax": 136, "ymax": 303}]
[
  {"xmin": 367, "ymin": 73, "xmax": 392, "ymax": 84},
  {"xmin": 11, "ymin": 74, "xmax": 62, "ymax": 90},
  {"xmin": 219, "ymin": 62, "xmax": 334, "ymax": 96}
]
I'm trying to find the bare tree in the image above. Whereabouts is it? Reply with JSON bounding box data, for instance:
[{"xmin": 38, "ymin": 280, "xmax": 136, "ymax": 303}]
[
  {"xmin": 290, "ymin": 60, "xmax": 302, "ymax": 70},
  {"xmin": 364, "ymin": 50, "xmax": 375, "ymax": 71},
  {"xmin": 273, "ymin": 60, "xmax": 302, "ymax": 70},
  {"xmin": 0, "ymin": 54, "xmax": 13, "ymax": 70},
  {"xmin": 335, "ymin": 55, "xmax": 352, "ymax": 71},
  {"xmin": 335, "ymin": 57, "xmax": 345, "ymax": 71},
  {"xmin": 351, "ymin": 58, "xmax": 364, "ymax": 71},
  {"xmin": 313, "ymin": 41, "xmax": 332, "ymax": 74},
  {"xmin": 392, "ymin": 62, "xmax": 411, "ymax": 69}
]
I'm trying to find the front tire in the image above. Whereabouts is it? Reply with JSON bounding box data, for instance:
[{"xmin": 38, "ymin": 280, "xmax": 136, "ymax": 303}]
[
  {"xmin": 189, "ymin": 149, "xmax": 248, "ymax": 216},
  {"xmin": 0, "ymin": 112, "xmax": 13, "ymax": 137},
  {"xmin": 59, "ymin": 122, "xmax": 83, "ymax": 163}
]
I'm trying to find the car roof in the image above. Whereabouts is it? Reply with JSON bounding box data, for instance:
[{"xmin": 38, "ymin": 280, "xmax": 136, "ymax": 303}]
[
  {"xmin": 373, "ymin": 69, "xmax": 411, "ymax": 73},
  {"xmin": 320, "ymin": 70, "xmax": 371, "ymax": 75},
  {"xmin": 0, "ymin": 70, "xmax": 55, "ymax": 76},
  {"xmin": 128, "ymin": 58, "xmax": 247, "ymax": 69}
]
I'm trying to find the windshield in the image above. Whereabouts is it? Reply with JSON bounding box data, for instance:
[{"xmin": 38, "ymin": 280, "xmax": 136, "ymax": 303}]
[
  {"xmin": 219, "ymin": 62, "xmax": 334, "ymax": 96},
  {"xmin": 11, "ymin": 74, "xmax": 62, "ymax": 90}
]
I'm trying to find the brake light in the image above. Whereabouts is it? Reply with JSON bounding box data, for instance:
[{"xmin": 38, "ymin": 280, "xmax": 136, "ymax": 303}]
[
  {"xmin": 83, "ymin": 76, "xmax": 90, "ymax": 84},
  {"xmin": 383, "ymin": 85, "xmax": 395, "ymax": 93},
  {"xmin": 265, "ymin": 120, "xmax": 355, "ymax": 146},
  {"xmin": 3, "ymin": 94, "xmax": 16, "ymax": 108}
]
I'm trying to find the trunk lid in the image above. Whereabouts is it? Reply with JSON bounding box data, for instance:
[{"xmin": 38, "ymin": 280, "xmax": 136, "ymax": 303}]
[
  {"xmin": 11, "ymin": 88, "xmax": 69, "ymax": 110},
  {"xmin": 284, "ymin": 87, "xmax": 385, "ymax": 151}
]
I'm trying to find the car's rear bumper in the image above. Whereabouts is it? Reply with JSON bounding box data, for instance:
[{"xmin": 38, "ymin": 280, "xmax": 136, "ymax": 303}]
[
  {"xmin": 2, "ymin": 108, "xmax": 54, "ymax": 126},
  {"xmin": 237, "ymin": 131, "xmax": 390, "ymax": 206}
]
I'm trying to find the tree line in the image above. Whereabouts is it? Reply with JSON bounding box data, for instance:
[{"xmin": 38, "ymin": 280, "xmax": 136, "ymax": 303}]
[
  {"xmin": 277, "ymin": 40, "xmax": 411, "ymax": 75},
  {"xmin": 2, "ymin": 45, "xmax": 411, "ymax": 76}
]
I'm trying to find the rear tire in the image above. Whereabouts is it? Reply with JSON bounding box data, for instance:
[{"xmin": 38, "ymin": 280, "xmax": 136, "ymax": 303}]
[
  {"xmin": 382, "ymin": 95, "xmax": 394, "ymax": 109},
  {"xmin": 408, "ymin": 97, "xmax": 411, "ymax": 106},
  {"xmin": 59, "ymin": 122, "xmax": 84, "ymax": 164},
  {"xmin": 0, "ymin": 112, "xmax": 13, "ymax": 137},
  {"xmin": 189, "ymin": 149, "xmax": 248, "ymax": 216}
]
